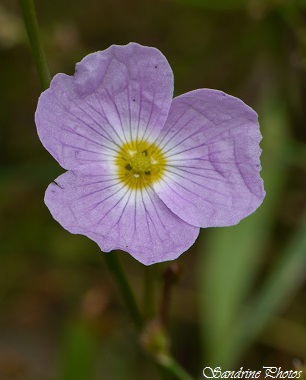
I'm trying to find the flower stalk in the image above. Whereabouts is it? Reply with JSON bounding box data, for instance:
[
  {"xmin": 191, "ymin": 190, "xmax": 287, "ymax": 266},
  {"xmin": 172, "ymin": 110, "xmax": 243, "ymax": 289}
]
[
  {"xmin": 104, "ymin": 252, "xmax": 143, "ymax": 330},
  {"xmin": 19, "ymin": 0, "xmax": 51, "ymax": 90},
  {"xmin": 143, "ymin": 266, "xmax": 156, "ymax": 319},
  {"xmin": 105, "ymin": 254, "xmax": 195, "ymax": 380},
  {"xmin": 161, "ymin": 357, "xmax": 195, "ymax": 380},
  {"xmin": 140, "ymin": 319, "xmax": 195, "ymax": 380}
]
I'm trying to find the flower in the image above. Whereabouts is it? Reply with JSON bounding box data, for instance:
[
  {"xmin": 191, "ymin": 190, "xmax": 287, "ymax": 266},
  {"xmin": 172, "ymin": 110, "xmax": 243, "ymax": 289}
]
[{"xmin": 35, "ymin": 43, "xmax": 265, "ymax": 265}]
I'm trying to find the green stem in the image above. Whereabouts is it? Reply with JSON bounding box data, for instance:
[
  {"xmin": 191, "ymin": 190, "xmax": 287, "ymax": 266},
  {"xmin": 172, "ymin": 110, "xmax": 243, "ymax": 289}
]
[
  {"xmin": 19, "ymin": 0, "xmax": 51, "ymax": 90},
  {"xmin": 104, "ymin": 252, "xmax": 143, "ymax": 330},
  {"xmin": 143, "ymin": 266, "xmax": 155, "ymax": 319},
  {"xmin": 161, "ymin": 357, "xmax": 195, "ymax": 380},
  {"xmin": 105, "ymin": 253, "xmax": 196, "ymax": 380}
]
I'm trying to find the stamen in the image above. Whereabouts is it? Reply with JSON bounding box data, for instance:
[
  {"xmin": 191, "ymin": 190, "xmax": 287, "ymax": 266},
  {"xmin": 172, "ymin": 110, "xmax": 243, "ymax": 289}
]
[{"xmin": 115, "ymin": 140, "xmax": 166, "ymax": 190}]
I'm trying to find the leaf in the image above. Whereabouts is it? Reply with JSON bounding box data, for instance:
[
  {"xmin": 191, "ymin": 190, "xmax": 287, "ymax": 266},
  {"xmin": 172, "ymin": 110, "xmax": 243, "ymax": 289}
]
[{"xmin": 57, "ymin": 321, "xmax": 96, "ymax": 380}]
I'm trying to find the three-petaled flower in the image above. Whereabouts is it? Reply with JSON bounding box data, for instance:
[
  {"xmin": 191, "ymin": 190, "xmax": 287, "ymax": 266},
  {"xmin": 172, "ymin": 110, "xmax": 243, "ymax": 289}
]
[{"xmin": 35, "ymin": 43, "xmax": 265, "ymax": 265}]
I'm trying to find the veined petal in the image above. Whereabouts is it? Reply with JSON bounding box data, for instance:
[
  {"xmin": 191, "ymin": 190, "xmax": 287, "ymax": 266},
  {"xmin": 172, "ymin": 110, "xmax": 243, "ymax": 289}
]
[
  {"xmin": 45, "ymin": 171, "xmax": 199, "ymax": 265},
  {"xmin": 35, "ymin": 43, "xmax": 174, "ymax": 171},
  {"xmin": 153, "ymin": 89, "xmax": 265, "ymax": 228}
]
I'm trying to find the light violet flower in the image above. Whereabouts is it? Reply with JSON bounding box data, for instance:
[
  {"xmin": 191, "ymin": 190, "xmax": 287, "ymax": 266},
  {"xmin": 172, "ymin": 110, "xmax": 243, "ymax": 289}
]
[{"xmin": 35, "ymin": 43, "xmax": 265, "ymax": 265}]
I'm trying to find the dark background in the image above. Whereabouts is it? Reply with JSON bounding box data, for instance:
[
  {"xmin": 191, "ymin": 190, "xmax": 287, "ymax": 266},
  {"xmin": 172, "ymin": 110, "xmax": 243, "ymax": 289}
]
[{"xmin": 1, "ymin": 0, "xmax": 306, "ymax": 379}]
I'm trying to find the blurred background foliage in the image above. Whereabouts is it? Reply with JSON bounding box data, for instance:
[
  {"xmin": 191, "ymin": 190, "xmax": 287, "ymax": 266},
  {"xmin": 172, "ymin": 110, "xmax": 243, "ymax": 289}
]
[{"xmin": 1, "ymin": 0, "xmax": 306, "ymax": 379}]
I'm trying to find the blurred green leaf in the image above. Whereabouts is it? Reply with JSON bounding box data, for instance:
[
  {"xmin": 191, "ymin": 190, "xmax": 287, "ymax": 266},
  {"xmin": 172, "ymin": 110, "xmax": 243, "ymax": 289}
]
[
  {"xmin": 57, "ymin": 321, "xmax": 96, "ymax": 380},
  {"xmin": 222, "ymin": 208, "xmax": 306, "ymax": 365}
]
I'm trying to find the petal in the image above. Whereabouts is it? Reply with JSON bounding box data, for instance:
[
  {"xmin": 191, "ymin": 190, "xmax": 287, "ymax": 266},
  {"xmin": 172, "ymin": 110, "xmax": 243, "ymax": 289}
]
[
  {"xmin": 153, "ymin": 89, "xmax": 265, "ymax": 228},
  {"xmin": 35, "ymin": 43, "xmax": 174, "ymax": 171},
  {"xmin": 45, "ymin": 171, "xmax": 199, "ymax": 265}
]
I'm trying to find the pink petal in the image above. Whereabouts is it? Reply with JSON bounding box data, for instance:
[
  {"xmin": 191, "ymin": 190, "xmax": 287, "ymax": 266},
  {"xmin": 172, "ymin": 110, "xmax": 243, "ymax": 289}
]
[
  {"xmin": 153, "ymin": 89, "xmax": 265, "ymax": 228},
  {"xmin": 35, "ymin": 43, "xmax": 174, "ymax": 171},
  {"xmin": 45, "ymin": 170, "xmax": 199, "ymax": 265}
]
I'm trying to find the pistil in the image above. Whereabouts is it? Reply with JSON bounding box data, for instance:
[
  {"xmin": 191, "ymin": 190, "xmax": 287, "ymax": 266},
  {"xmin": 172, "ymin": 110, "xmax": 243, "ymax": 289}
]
[{"xmin": 129, "ymin": 151, "xmax": 152, "ymax": 173}]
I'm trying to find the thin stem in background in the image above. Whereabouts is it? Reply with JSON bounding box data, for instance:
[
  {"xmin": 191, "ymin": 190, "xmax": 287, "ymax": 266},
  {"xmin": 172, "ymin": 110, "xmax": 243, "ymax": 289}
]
[
  {"xmin": 104, "ymin": 252, "xmax": 143, "ymax": 330},
  {"xmin": 143, "ymin": 265, "xmax": 156, "ymax": 319},
  {"xmin": 162, "ymin": 358, "xmax": 195, "ymax": 380},
  {"xmin": 105, "ymin": 253, "xmax": 195, "ymax": 380},
  {"xmin": 160, "ymin": 263, "xmax": 182, "ymax": 327},
  {"xmin": 19, "ymin": 0, "xmax": 51, "ymax": 90}
]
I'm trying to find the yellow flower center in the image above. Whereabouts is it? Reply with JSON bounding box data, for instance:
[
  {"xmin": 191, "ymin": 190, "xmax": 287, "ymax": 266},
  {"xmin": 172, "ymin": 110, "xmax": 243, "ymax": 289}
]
[
  {"xmin": 115, "ymin": 140, "xmax": 166, "ymax": 190},
  {"xmin": 129, "ymin": 151, "xmax": 151, "ymax": 173}
]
